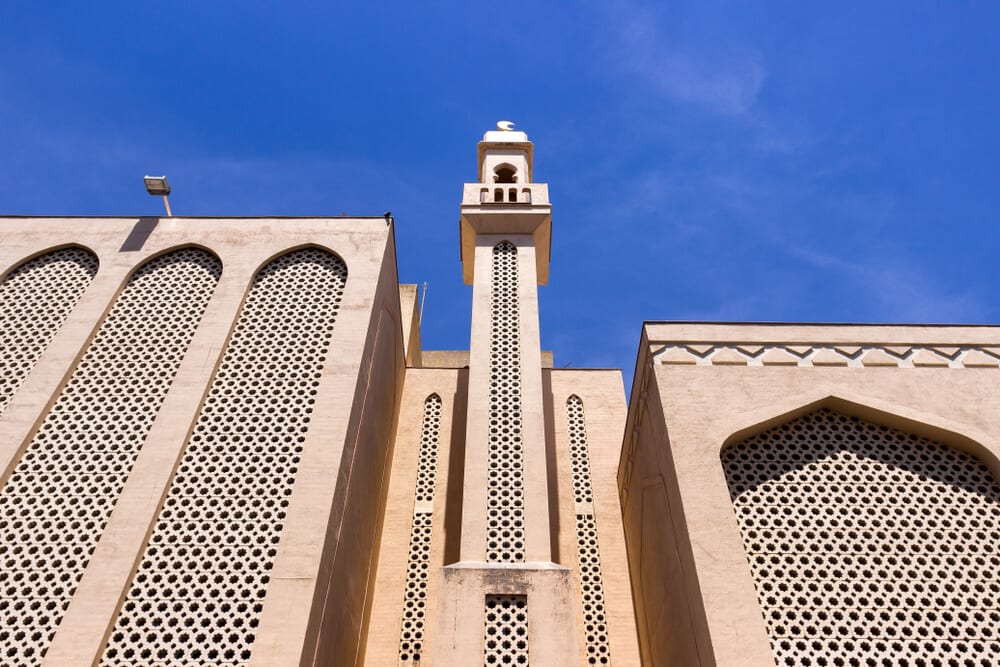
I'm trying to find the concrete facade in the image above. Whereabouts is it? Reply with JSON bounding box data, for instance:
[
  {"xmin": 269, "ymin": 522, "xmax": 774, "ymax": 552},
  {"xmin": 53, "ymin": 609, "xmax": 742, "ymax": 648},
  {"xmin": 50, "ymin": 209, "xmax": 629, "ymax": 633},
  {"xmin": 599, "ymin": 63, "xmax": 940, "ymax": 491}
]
[
  {"xmin": 0, "ymin": 127, "xmax": 641, "ymax": 666},
  {"xmin": 2, "ymin": 125, "xmax": 997, "ymax": 666},
  {"xmin": 621, "ymin": 323, "xmax": 1000, "ymax": 666},
  {"xmin": 0, "ymin": 217, "xmax": 406, "ymax": 666}
]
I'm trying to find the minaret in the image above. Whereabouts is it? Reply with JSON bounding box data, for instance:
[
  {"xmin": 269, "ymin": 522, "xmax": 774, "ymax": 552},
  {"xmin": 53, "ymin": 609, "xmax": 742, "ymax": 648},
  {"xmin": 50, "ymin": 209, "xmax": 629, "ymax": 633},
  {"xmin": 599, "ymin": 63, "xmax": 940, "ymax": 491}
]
[{"xmin": 434, "ymin": 123, "xmax": 579, "ymax": 664}]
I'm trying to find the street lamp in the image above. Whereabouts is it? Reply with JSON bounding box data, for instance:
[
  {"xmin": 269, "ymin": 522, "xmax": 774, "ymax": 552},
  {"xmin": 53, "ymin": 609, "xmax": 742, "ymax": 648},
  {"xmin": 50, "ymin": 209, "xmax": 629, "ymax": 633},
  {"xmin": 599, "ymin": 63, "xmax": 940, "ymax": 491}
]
[{"xmin": 143, "ymin": 175, "xmax": 173, "ymax": 216}]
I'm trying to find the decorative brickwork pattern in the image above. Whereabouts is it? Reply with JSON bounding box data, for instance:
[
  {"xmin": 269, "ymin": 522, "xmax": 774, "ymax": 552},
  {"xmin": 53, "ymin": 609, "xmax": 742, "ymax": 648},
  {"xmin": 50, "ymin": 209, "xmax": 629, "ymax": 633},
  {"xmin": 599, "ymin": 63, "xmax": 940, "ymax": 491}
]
[
  {"xmin": 484, "ymin": 594, "xmax": 529, "ymax": 666},
  {"xmin": 102, "ymin": 248, "xmax": 347, "ymax": 666},
  {"xmin": 414, "ymin": 395, "xmax": 442, "ymax": 505},
  {"xmin": 487, "ymin": 241, "xmax": 525, "ymax": 563},
  {"xmin": 568, "ymin": 396, "xmax": 594, "ymax": 506},
  {"xmin": 0, "ymin": 247, "xmax": 98, "ymax": 414},
  {"xmin": 567, "ymin": 396, "xmax": 611, "ymax": 665},
  {"xmin": 398, "ymin": 394, "xmax": 442, "ymax": 665},
  {"xmin": 0, "ymin": 248, "xmax": 220, "ymax": 666},
  {"xmin": 654, "ymin": 343, "xmax": 1000, "ymax": 368},
  {"xmin": 575, "ymin": 514, "xmax": 610, "ymax": 666},
  {"xmin": 722, "ymin": 408, "xmax": 1000, "ymax": 666}
]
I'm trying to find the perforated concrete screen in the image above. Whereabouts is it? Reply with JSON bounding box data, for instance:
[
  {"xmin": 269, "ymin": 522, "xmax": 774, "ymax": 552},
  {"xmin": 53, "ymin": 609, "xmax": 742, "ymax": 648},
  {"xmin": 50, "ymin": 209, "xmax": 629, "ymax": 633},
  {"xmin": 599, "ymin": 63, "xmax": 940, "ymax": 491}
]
[
  {"xmin": 398, "ymin": 393, "xmax": 442, "ymax": 664},
  {"xmin": 487, "ymin": 241, "xmax": 525, "ymax": 563},
  {"xmin": 0, "ymin": 246, "xmax": 98, "ymax": 415},
  {"xmin": 567, "ymin": 396, "xmax": 612, "ymax": 665},
  {"xmin": 102, "ymin": 248, "xmax": 347, "ymax": 665},
  {"xmin": 722, "ymin": 408, "xmax": 1000, "ymax": 666},
  {"xmin": 0, "ymin": 247, "xmax": 220, "ymax": 666},
  {"xmin": 484, "ymin": 594, "xmax": 529, "ymax": 665}
]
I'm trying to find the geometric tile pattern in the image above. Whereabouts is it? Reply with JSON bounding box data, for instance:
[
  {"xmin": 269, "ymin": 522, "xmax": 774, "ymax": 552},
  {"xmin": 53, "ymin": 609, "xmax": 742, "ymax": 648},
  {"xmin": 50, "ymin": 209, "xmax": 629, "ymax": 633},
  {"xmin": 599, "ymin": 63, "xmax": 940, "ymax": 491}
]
[
  {"xmin": 484, "ymin": 594, "xmax": 529, "ymax": 666},
  {"xmin": 0, "ymin": 248, "xmax": 220, "ymax": 666},
  {"xmin": 487, "ymin": 241, "xmax": 525, "ymax": 563},
  {"xmin": 0, "ymin": 246, "xmax": 99, "ymax": 415},
  {"xmin": 102, "ymin": 248, "xmax": 347, "ymax": 666},
  {"xmin": 655, "ymin": 344, "xmax": 1000, "ymax": 369},
  {"xmin": 567, "ymin": 396, "xmax": 611, "ymax": 665},
  {"xmin": 722, "ymin": 408, "xmax": 1000, "ymax": 666},
  {"xmin": 398, "ymin": 394, "xmax": 443, "ymax": 665}
]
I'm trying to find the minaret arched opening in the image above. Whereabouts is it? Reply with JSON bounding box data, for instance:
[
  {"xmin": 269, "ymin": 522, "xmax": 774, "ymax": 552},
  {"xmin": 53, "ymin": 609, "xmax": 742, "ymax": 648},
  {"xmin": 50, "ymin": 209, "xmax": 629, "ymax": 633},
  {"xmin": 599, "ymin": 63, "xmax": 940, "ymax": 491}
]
[
  {"xmin": 493, "ymin": 164, "xmax": 518, "ymax": 183},
  {"xmin": 721, "ymin": 407, "xmax": 1000, "ymax": 665}
]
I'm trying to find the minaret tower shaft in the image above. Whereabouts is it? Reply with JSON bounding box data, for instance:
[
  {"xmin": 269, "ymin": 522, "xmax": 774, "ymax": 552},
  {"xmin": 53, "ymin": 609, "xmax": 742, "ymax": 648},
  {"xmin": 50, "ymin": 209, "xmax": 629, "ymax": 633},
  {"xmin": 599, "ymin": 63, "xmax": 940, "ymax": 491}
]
[
  {"xmin": 434, "ymin": 124, "xmax": 578, "ymax": 664},
  {"xmin": 459, "ymin": 126, "xmax": 552, "ymax": 563}
]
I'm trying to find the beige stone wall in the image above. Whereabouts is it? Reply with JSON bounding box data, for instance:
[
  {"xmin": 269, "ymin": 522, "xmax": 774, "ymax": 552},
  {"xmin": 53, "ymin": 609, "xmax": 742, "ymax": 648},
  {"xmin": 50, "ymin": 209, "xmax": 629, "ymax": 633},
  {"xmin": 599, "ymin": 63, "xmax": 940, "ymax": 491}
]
[
  {"xmin": 263, "ymin": 226, "xmax": 406, "ymax": 667},
  {"xmin": 365, "ymin": 368, "xmax": 467, "ymax": 665},
  {"xmin": 0, "ymin": 216, "xmax": 404, "ymax": 666},
  {"xmin": 419, "ymin": 349, "xmax": 554, "ymax": 369},
  {"xmin": 399, "ymin": 284, "xmax": 422, "ymax": 367},
  {"xmin": 620, "ymin": 323, "xmax": 1000, "ymax": 667},
  {"xmin": 546, "ymin": 369, "xmax": 642, "ymax": 667}
]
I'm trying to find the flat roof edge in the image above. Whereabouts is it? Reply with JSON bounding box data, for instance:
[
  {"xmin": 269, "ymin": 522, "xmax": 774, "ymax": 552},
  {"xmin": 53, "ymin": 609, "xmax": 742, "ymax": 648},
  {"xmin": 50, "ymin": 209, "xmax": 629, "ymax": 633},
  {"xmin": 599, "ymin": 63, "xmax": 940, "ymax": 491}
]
[{"xmin": 642, "ymin": 320, "xmax": 1000, "ymax": 328}]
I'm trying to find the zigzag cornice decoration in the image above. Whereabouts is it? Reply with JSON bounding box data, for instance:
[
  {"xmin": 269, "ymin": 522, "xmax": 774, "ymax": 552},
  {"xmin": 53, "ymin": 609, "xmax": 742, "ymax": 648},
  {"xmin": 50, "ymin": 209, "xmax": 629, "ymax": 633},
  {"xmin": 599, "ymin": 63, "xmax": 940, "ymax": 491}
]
[{"xmin": 651, "ymin": 343, "xmax": 1000, "ymax": 368}]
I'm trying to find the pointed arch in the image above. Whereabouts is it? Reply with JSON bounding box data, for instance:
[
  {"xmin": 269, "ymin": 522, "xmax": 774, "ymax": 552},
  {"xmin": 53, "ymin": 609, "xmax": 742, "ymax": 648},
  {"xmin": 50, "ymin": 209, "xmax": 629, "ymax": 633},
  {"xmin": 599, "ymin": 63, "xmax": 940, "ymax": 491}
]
[
  {"xmin": 0, "ymin": 246, "xmax": 221, "ymax": 662},
  {"xmin": 720, "ymin": 392, "xmax": 1000, "ymax": 477},
  {"xmin": 397, "ymin": 392, "xmax": 444, "ymax": 664},
  {"xmin": 565, "ymin": 393, "xmax": 613, "ymax": 664},
  {"xmin": 721, "ymin": 403, "xmax": 1000, "ymax": 665},
  {"xmin": 0, "ymin": 244, "xmax": 99, "ymax": 414},
  {"xmin": 492, "ymin": 163, "xmax": 518, "ymax": 183},
  {"xmin": 249, "ymin": 242, "xmax": 349, "ymax": 281},
  {"xmin": 103, "ymin": 245, "xmax": 349, "ymax": 664}
]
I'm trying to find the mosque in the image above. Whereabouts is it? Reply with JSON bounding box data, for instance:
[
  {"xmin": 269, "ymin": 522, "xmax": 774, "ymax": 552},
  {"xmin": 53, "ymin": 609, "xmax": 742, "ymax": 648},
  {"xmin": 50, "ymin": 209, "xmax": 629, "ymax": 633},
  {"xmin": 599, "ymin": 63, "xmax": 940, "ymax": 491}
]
[{"xmin": 0, "ymin": 124, "xmax": 998, "ymax": 666}]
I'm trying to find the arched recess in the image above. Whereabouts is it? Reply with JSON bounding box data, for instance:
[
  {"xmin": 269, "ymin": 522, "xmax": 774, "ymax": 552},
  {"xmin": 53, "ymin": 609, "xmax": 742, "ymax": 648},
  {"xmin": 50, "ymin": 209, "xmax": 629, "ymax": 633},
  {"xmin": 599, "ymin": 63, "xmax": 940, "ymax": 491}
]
[
  {"xmin": 720, "ymin": 393, "xmax": 1000, "ymax": 479},
  {"xmin": 248, "ymin": 241, "xmax": 348, "ymax": 283},
  {"xmin": 720, "ymin": 401, "xmax": 1000, "ymax": 666},
  {"xmin": 493, "ymin": 163, "xmax": 518, "ymax": 183},
  {"xmin": 0, "ymin": 246, "xmax": 221, "ymax": 664},
  {"xmin": 102, "ymin": 246, "xmax": 348, "ymax": 665},
  {"xmin": 398, "ymin": 392, "xmax": 443, "ymax": 665},
  {"xmin": 0, "ymin": 244, "xmax": 99, "ymax": 414},
  {"xmin": 566, "ymin": 394, "xmax": 613, "ymax": 666}
]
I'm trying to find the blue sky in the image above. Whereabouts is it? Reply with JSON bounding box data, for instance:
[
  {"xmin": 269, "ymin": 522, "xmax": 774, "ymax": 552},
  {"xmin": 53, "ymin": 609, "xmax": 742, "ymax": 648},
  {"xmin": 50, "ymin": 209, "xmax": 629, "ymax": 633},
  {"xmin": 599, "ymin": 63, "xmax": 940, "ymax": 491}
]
[{"xmin": 2, "ymin": 3, "xmax": 998, "ymax": 387}]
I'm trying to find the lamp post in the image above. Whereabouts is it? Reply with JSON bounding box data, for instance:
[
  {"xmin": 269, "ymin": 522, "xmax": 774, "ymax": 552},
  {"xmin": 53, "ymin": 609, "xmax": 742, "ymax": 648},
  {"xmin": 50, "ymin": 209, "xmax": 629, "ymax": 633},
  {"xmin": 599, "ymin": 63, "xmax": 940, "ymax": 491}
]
[{"xmin": 143, "ymin": 175, "xmax": 173, "ymax": 216}]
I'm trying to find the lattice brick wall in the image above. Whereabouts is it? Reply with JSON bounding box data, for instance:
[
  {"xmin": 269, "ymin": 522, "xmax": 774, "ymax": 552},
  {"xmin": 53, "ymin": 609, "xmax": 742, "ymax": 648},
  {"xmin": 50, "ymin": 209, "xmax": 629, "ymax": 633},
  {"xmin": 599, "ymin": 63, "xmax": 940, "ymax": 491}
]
[
  {"xmin": 0, "ymin": 248, "xmax": 220, "ymax": 666},
  {"xmin": 102, "ymin": 248, "xmax": 347, "ymax": 666},
  {"xmin": 567, "ymin": 396, "xmax": 611, "ymax": 665},
  {"xmin": 487, "ymin": 241, "xmax": 525, "ymax": 563},
  {"xmin": 0, "ymin": 247, "xmax": 98, "ymax": 415},
  {"xmin": 398, "ymin": 394, "xmax": 442, "ymax": 664},
  {"xmin": 722, "ymin": 408, "xmax": 1000, "ymax": 666},
  {"xmin": 484, "ymin": 594, "xmax": 529, "ymax": 666}
]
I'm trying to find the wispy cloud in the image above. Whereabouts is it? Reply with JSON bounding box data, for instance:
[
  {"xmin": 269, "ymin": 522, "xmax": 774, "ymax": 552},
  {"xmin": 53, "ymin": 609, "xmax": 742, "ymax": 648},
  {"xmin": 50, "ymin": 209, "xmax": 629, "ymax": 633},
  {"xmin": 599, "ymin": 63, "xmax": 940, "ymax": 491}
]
[
  {"xmin": 789, "ymin": 247, "xmax": 986, "ymax": 323},
  {"xmin": 603, "ymin": 2, "xmax": 767, "ymax": 116}
]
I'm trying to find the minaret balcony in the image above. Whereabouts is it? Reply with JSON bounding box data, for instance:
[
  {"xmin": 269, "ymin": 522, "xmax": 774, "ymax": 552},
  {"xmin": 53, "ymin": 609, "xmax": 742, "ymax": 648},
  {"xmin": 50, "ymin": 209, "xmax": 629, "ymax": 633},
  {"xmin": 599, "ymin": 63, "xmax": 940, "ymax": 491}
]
[
  {"xmin": 459, "ymin": 183, "xmax": 552, "ymax": 285},
  {"xmin": 462, "ymin": 183, "xmax": 549, "ymax": 207}
]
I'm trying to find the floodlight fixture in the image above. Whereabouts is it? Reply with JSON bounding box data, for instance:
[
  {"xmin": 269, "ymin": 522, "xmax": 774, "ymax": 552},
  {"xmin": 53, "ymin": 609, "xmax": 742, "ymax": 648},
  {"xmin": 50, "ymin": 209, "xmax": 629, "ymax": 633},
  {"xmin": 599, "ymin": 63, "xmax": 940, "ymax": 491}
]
[{"xmin": 143, "ymin": 175, "xmax": 173, "ymax": 216}]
